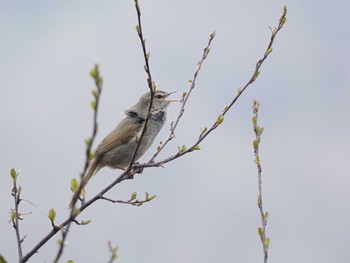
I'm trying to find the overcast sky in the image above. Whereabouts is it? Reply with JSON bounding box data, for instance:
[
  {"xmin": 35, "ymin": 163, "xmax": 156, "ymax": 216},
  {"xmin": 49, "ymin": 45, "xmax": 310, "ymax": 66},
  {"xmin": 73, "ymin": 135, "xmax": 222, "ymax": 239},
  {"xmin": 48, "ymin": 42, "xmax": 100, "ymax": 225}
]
[{"xmin": 1, "ymin": 1, "xmax": 349, "ymax": 262}]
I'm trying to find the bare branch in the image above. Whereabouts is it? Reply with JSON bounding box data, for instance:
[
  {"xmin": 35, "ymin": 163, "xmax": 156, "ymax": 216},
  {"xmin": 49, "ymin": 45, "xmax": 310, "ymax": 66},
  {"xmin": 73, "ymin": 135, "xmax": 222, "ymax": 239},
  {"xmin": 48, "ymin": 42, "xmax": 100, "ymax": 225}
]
[
  {"xmin": 10, "ymin": 169, "xmax": 24, "ymax": 262},
  {"xmin": 252, "ymin": 100, "xmax": 270, "ymax": 262},
  {"xmin": 149, "ymin": 31, "xmax": 216, "ymax": 162}
]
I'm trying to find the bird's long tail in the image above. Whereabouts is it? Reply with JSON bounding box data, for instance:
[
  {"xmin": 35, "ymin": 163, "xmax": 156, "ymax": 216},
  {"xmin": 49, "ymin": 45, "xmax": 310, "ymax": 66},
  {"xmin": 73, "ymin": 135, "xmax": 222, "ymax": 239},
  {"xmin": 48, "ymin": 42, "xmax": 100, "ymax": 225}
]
[{"xmin": 68, "ymin": 159, "xmax": 99, "ymax": 208}]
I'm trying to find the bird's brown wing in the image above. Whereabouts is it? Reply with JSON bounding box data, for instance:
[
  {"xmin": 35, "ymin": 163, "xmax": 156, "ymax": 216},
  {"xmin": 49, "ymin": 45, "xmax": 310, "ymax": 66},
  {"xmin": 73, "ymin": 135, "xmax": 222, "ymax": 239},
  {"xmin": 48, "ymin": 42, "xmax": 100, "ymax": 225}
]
[{"xmin": 94, "ymin": 120, "xmax": 142, "ymax": 158}]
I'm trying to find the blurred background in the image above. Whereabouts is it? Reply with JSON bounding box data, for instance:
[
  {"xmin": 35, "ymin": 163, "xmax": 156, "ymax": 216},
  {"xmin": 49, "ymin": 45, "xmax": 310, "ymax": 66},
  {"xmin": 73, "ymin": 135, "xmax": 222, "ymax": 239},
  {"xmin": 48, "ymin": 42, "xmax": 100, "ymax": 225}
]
[{"xmin": 1, "ymin": 0, "xmax": 349, "ymax": 262}]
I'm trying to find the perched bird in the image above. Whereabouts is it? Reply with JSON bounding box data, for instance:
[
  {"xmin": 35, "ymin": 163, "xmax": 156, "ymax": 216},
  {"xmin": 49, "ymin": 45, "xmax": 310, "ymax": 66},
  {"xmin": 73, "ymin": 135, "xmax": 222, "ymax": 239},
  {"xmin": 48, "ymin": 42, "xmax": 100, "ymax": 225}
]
[{"xmin": 69, "ymin": 90, "xmax": 175, "ymax": 207}]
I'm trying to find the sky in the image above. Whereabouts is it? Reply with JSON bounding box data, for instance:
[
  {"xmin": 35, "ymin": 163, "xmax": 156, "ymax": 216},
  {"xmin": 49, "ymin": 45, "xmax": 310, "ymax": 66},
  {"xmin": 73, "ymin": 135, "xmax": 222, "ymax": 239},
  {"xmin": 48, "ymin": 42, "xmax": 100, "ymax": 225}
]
[{"xmin": 1, "ymin": 0, "xmax": 349, "ymax": 262}]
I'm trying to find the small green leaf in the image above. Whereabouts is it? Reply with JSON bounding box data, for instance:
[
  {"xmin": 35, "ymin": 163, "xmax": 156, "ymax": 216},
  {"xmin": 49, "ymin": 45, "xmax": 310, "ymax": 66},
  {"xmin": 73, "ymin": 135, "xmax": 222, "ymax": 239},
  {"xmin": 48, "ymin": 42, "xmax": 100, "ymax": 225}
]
[
  {"xmin": 70, "ymin": 178, "xmax": 79, "ymax": 193},
  {"xmin": 223, "ymin": 104, "xmax": 228, "ymax": 111},
  {"xmin": 258, "ymin": 227, "xmax": 264, "ymax": 236},
  {"xmin": 85, "ymin": 138, "xmax": 92, "ymax": 147},
  {"xmin": 147, "ymin": 195, "xmax": 156, "ymax": 201},
  {"xmin": 179, "ymin": 145, "xmax": 187, "ymax": 153},
  {"xmin": 90, "ymin": 65, "xmax": 99, "ymax": 79},
  {"xmin": 146, "ymin": 52, "xmax": 150, "ymax": 60},
  {"xmin": 73, "ymin": 208, "xmax": 81, "ymax": 217},
  {"xmin": 236, "ymin": 87, "xmax": 242, "ymax": 95},
  {"xmin": 10, "ymin": 210, "xmax": 16, "ymax": 221},
  {"xmin": 281, "ymin": 16, "xmax": 287, "ymax": 25},
  {"xmin": 264, "ymin": 238, "xmax": 270, "ymax": 249},
  {"xmin": 253, "ymin": 140, "xmax": 259, "ymax": 150},
  {"xmin": 81, "ymin": 220, "xmax": 91, "ymax": 225},
  {"xmin": 88, "ymin": 152, "xmax": 95, "ymax": 160},
  {"xmin": 135, "ymin": 25, "xmax": 140, "ymax": 34},
  {"xmin": 252, "ymin": 116, "xmax": 257, "ymax": 124},
  {"xmin": 254, "ymin": 156, "xmax": 260, "ymax": 165},
  {"xmin": 0, "ymin": 255, "xmax": 8, "ymax": 263},
  {"xmin": 264, "ymin": 211, "xmax": 269, "ymax": 221},
  {"xmin": 90, "ymin": 100, "xmax": 97, "ymax": 110},
  {"xmin": 266, "ymin": 47, "xmax": 273, "ymax": 56},
  {"xmin": 10, "ymin": 168, "xmax": 17, "ymax": 180},
  {"xmin": 67, "ymin": 260, "xmax": 74, "ymax": 263},
  {"xmin": 257, "ymin": 127, "xmax": 264, "ymax": 136},
  {"xmin": 91, "ymin": 89, "xmax": 98, "ymax": 98},
  {"xmin": 130, "ymin": 192, "xmax": 137, "ymax": 201},
  {"xmin": 188, "ymin": 80, "xmax": 193, "ymax": 83},
  {"xmin": 200, "ymin": 127, "xmax": 208, "ymax": 136},
  {"xmin": 216, "ymin": 115, "xmax": 224, "ymax": 125},
  {"xmin": 48, "ymin": 208, "xmax": 56, "ymax": 222},
  {"xmin": 254, "ymin": 71, "xmax": 260, "ymax": 79},
  {"xmin": 193, "ymin": 145, "xmax": 201, "ymax": 151}
]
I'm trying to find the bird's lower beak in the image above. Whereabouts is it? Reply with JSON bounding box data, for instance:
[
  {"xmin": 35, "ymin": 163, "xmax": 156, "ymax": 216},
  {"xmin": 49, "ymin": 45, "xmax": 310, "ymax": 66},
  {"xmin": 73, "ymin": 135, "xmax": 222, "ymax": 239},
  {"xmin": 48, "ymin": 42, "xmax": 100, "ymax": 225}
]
[{"xmin": 165, "ymin": 91, "xmax": 178, "ymax": 102}]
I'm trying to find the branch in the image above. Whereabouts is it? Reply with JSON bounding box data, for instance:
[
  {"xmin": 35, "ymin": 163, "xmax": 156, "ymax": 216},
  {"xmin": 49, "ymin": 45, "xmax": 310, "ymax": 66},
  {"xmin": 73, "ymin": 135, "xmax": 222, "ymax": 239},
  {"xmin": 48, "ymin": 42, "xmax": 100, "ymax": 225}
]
[
  {"xmin": 101, "ymin": 192, "xmax": 156, "ymax": 207},
  {"xmin": 252, "ymin": 100, "xmax": 270, "ymax": 262},
  {"xmin": 10, "ymin": 168, "xmax": 24, "ymax": 262},
  {"xmin": 149, "ymin": 31, "xmax": 216, "ymax": 162},
  {"xmin": 53, "ymin": 65, "xmax": 103, "ymax": 262},
  {"xmin": 125, "ymin": 0, "xmax": 156, "ymax": 173},
  {"xmin": 136, "ymin": 5, "xmax": 287, "ymax": 169}
]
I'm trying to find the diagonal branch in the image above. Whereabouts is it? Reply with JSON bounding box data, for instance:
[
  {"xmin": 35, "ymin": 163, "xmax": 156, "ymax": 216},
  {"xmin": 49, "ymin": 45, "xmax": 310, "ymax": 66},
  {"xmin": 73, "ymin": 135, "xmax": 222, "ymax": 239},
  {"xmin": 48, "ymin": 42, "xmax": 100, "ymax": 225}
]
[
  {"xmin": 149, "ymin": 31, "xmax": 216, "ymax": 162},
  {"xmin": 136, "ymin": 6, "xmax": 287, "ymax": 169}
]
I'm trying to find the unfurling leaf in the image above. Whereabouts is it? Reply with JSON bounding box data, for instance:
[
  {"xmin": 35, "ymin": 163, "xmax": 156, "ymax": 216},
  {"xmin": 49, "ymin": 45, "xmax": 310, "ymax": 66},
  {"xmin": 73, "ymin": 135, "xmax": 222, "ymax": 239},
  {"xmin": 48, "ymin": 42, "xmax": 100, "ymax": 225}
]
[
  {"xmin": 90, "ymin": 101, "xmax": 97, "ymax": 110},
  {"xmin": 85, "ymin": 138, "xmax": 92, "ymax": 147},
  {"xmin": 91, "ymin": 89, "xmax": 98, "ymax": 98},
  {"xmin": 135, "ymin": 25, "xmax": 140, "ymax": 34},
  {"xmin": 90, "ymin": 65, "xmax": 99, "ymax": 79},
  {"xmin": 264, "ymin": 211, "xmax": 269, "ymax": 221},
  {"xmin": 257, "ymin": 126, "xmax": 264, "ymax": 136},
  {"xmin": 253, "ymin": 140, "xmax": 259, "ymax": 150},
  {"xmin": 48, "ymin": 208, "xmax": 56, "ymax": 222},
  {"xmin": 179, "ymin": 145, "xmax": 187, "ymax": 153},
  {"xmin": 88, "ymin": 152, "xmax": 95, "ymax": 160},
  {"xmin": 67, "ymin": 260, "xmax": 74, "ymax": 263},
  {"xmin": 130, "ymin": 192, "xmax": 137, "ymax": 201},
  {"xmin": 258, "ymin": 227, "xmax": 264, "ymax": 236},
  {"xmin": 10, "ymin": 210, "xmax": 16, "ymax": 221},
  {"xmin": 216, "ymin": 115, "xmax": 224, "ymax": 125},
  {"xmin": 10, "ymin": 168, "xmax": 17, "ymax": 180},
  {"xmin": 70, "ymin": 178, "xmax": 79, "ymax": 193},
  {"xmin": 147, "ymin": 194, "xmax": 156, "ymax": 201},
  {"xmin": 252, "ymin": 116, "xmax": 257, "ymax": 124},
  {"xmin": 193, "ymin": 145, "xmax": 201, "ymax": 151},
  {"xmin": 200, "ymin": 127, "xmax": 208, "ymax": 136},
  {"xmin": 81, "ymin": 220, "xmax": 91, "ymax": 225},
  {"xmin": 266, "ymin": 47, "xmax": 273, "ymax": 56},
  {"xmin": 264, "ymin": 238, "xmax": 270, "ymax": 249}
]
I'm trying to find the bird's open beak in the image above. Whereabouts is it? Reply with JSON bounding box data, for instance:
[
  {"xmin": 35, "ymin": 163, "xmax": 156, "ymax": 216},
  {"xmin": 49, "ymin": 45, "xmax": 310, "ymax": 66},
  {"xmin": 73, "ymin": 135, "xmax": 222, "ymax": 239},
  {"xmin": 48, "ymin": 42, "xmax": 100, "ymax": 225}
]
[{"xmin": 165, "ymin": 91, "xmax": 178, "ymax": 102}]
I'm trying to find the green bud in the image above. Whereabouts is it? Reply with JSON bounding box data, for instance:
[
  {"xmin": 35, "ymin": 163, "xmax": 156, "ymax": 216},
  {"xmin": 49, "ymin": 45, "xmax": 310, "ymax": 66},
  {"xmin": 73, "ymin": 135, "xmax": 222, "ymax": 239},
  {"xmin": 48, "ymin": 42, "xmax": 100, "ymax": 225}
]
[
  {"xmin": 70, "ymin": 178, "xmax": 79, "ymax": 193},
  {"xmin": 216, "ymin": 115, "xmax": 224, "ymax": 125},
  {"xmin": 258, "ymin": 227, "xmax": 264, "ymax": 236},
  {"xmin": 48, "ymin": 208, "xmax": 56, "ymax": 222}
]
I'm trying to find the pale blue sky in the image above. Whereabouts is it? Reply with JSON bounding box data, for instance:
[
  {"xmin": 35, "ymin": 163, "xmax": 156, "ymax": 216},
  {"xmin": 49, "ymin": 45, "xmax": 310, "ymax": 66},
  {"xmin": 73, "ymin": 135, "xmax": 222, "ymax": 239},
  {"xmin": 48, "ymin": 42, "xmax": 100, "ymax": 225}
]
[{"xmin": 1, "ymin": 1, "xmax": 349, "ymax": 262}]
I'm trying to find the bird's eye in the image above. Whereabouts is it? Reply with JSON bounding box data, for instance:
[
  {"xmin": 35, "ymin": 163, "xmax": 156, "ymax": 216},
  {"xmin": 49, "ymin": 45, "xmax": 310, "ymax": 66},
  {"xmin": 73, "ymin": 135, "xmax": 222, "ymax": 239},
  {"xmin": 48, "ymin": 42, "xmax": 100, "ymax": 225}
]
[{"xmin": 156, "ymin": 94, "xmax": 163, "ymax": 99}]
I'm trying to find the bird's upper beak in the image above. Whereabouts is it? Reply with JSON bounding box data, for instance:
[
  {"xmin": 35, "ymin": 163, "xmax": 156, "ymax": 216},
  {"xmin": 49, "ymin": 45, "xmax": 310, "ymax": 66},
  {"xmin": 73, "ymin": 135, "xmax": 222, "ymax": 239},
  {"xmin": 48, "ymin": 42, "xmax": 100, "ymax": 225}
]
[{"xmin": 164, "ymin": 91, "xmax": 178, "ymax": 102}]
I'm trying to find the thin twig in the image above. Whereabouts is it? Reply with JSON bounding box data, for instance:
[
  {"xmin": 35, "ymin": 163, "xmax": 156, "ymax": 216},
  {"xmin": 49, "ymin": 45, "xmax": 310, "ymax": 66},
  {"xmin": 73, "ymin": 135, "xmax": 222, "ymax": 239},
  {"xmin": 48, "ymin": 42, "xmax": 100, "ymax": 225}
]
[
  {"xmin": 53, "ymin": 66, "xmax": 103, "ymax": 263},
  {"xmin": 11, "ymin": 175, "xmax": 23, "ymax": 261},
  {"xmin": 149, "ymin": 31, "xmax": 216, "ymax": 162},
  {"xmin": 252, "ymin": 100, "xmax": 269, "ymax": 262},
  {"xmin": 136, "ymin": 6, "xmax": 287, "ymax": 169},
  {"xmin": 126, "ymin": 0, "xmax": 156, "ymax": 173}
]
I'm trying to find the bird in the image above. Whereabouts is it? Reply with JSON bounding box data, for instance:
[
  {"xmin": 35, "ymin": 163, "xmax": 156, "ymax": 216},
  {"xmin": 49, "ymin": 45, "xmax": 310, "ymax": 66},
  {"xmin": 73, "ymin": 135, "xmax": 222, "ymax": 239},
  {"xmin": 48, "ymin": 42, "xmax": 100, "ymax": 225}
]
[{"xmin": 69, "ymin": 90, "xmax": 176, "ymax": 207}]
